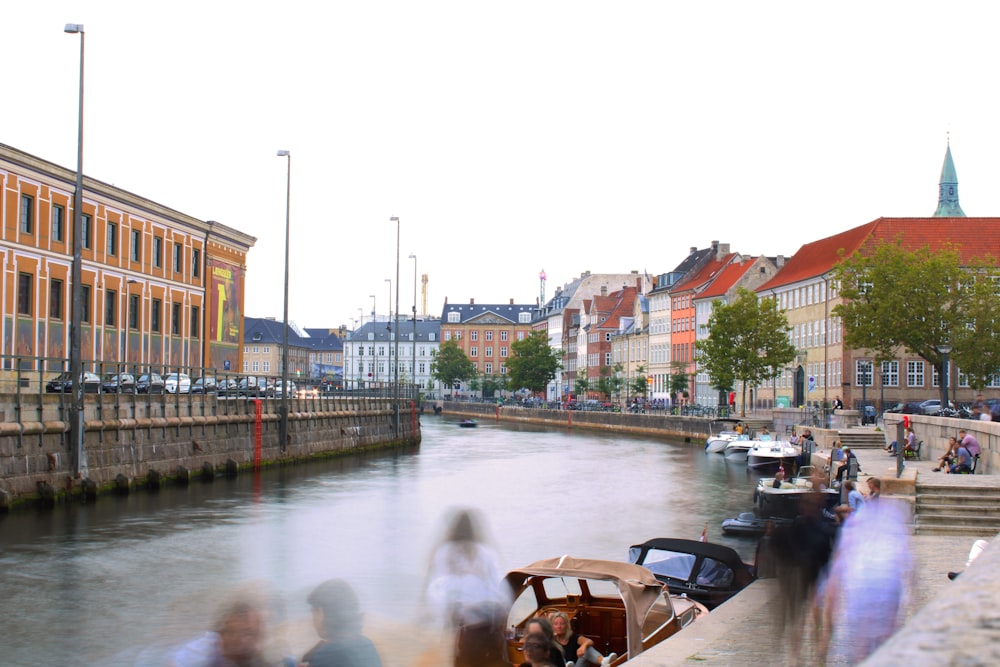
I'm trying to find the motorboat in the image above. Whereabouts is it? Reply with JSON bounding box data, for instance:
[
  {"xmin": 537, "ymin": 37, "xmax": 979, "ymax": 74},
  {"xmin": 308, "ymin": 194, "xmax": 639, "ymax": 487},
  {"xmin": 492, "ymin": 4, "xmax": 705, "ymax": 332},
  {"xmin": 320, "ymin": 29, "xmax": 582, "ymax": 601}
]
[
  {"xmin": 503, "ymin": 556, "xmax": 707, "ymax": 665},
  {"xmin": 704, "ymin": 418, "xmax": 745, "ymax": 454},
  {"xmin": 746, "ymin": 440, "xmax": 801, "ymax": 471},
  {"xmin": 720, "ymin": 511, "xmax": 791, "ymax": 537},
  {"xmin": 722, "ymin": 439, "xmax": 753, "ymax": 462},
  {"xmin": 458, "ymin": 419, "xmax": 478, "ymax": 428},
  {"xmin": 627, "ymin": 538, "xmax": 757, "ymax": 610},
  {"xmin": 753, "ymin": 466, "xmax": 839, "ymax": 519}
]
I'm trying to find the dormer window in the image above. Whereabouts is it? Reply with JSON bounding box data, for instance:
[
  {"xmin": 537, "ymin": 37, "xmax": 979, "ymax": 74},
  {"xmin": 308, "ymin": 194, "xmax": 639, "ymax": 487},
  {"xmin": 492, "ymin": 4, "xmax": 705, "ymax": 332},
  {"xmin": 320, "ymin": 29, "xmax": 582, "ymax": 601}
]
[
  {"xmin": 448, "ymin": 312, "xmax": 460, "ymax": 323},
  {"xmin": 252, "ymin": 332, "xmax": 262, "ymax": 342}
]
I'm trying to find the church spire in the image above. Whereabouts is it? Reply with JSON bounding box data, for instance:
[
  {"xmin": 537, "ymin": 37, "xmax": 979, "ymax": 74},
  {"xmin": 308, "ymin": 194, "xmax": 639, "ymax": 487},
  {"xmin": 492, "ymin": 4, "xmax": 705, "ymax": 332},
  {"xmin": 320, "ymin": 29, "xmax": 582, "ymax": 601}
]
[{"xmin": 934, "ymin": 138, "xmax": 966, "ymax": 217}]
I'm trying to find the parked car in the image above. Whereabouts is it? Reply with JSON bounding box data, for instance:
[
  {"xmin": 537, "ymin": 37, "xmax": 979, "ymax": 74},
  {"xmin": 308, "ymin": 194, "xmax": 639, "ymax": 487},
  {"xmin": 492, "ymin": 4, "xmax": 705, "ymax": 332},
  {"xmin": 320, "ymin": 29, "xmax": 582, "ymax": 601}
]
[
  {"xmin": 164, "ymin": 373, "xmax": 192, "ymax": 394},
  {"xmin": 238, "ymin": 376, "xmax": 272, "ymax": 398},
  {"xmin": 218, "ymin": 378, "xmax": 239, "ymax": 397},
  {"xmin": 884, "ymin": 401, "xmax": 923, "ymax": 415},
  {"xmin": 273, "ymin": 380, "xmax": 297, "ymax": 398},
  {"xmin": 191, "ymin": 376, "xmax": 218, "ymax": 394},
  {"xmin": 101, "ymin": 373, "xmax": 136, "ymax": 394},
  {"xmin": 136, "ymin": 373, "xmax": 165, "ymax": 394},
  {"xmin": 918, "ymin": 399, "xmax": 955, "ymax": 415},
  {"xmin": 46, "ymin": 372, "xmax": 101, "ymax": 394}
]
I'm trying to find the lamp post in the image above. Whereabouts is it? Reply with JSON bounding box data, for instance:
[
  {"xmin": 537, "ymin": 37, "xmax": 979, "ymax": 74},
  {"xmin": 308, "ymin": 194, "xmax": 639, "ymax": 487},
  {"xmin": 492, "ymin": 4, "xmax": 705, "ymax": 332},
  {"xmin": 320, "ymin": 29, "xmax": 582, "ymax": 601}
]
[
  {"xmin": 65, "ymin": 22, "xmax": 85, "ymax": 478},
  {"xmin": 409, "ymin": 253, "xmax": 417, "ymax": 394},
  {"xmin": 276, "ymin": 149, "xmax": 291, "ymax": 452},
  {"xmin": 385, "ymin": 278, "xmax": 392, "ymax": 391},
  {"xmin": 370, "ymin": 295, "xmax": 376, "ymax": 383},
  {"xmin": 390, "ymin": 217, "xmax": 400, "ymax": 432},
  {"xmin": 937, "ymin": 344, "xmax": 953, "ymax": 410}
]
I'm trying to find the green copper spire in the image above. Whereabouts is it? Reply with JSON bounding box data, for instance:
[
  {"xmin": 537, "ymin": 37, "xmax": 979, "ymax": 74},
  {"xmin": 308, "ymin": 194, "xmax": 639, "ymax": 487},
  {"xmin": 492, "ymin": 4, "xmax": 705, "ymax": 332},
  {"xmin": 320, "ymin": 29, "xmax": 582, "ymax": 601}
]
[{"xmin": 934, "ymin": 141, "xmax": 965, "ymax": 217}]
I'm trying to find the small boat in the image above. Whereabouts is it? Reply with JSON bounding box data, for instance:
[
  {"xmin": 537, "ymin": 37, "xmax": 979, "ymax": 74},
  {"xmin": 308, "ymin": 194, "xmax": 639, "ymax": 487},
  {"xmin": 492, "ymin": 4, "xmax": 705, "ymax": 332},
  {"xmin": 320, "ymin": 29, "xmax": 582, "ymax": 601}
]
[
  {"xmin": 722, "ymin": 439, "xmax": 753, "ymax": 462},
  {"xmin": 503, "ymin": 556, "xmax": 707, "ymax": 665},
  {"xmin": 704, "ymin": 418, "xmax": 745, "ymax": 454},
  {"xmin": 627, "ymin": 537, "xmax": 757, "ymax": 610},
  {"xmin": 753, "ymin": 466, "xmax": 839, "ymax": 519},
  {"xmin": 720, "ymin": 511, "xmax": 791, "ymax": 537},
  {"xmin": 746, "ymin": 440, "xmax": 801, "ymax": 471},
  {"xmin": 458, "ymin": 419, "xmax": 478, "ymax": 428}
]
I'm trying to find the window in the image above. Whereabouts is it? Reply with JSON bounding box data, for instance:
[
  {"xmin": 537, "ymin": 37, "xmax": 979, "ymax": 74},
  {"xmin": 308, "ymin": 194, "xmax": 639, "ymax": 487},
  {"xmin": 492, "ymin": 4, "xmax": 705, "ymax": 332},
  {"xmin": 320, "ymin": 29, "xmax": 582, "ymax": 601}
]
[
  {"xmin": 172, "ymin": 303, "xmax": 181, "ymax": 335},
  {"xmin": 500, "ymin": 331, "xmax": 508, "ymax": 341},
  {"xmin": 129, "ymin": 294, "xmax": 140, "ymax": 329},
  {"xmin": 263, "ymin": 362, "xmax": 270, "ymax": 373},
  {"xmin": 517, "ymin": 331, "xmax": 525, "ymax": 340},
  {"xmin": 471, "ymin": 331, "xmax": 478, "ymax": 341},
  {"xmin": 81, "ymin": 285, "xmax": 91, "ymax": 323},
  {"xmin": 519, "ymin": 312, "xmax": 531, "ymax": 323},
  {"xmin": 49, "ymin": 279, "xmax": 63, "ymax": 319},
  {"xmin": 605, "ymin": 352, "xmax": 612, "ymax": 365},
  {"xmin": 500, "ymin": 347, "xmax": 508, "ymax": 358},
  {"xmin": 105, "ymin": 289, "xmax": 117, "ymax": 326},
  {"xmin": 881, "ymin": 361, "xmax": 899, "ymax": 387},
  {"xmin": 190, "ymin": 306, "xmax": 200, "ymax": 337},
  {"xmin": 263, "ymin": 346, "xmax": 270, "ymax": 354},
  {"xmin": 173, "ymin": 243, "xmax": 183, "ymax": 272},
  {"xmin": 20, "ymin": 194, "xmax": 33, "ymax": 234},
  {"xmin": 16, "ymin": 273, "xmax": 32, "ymax": 315},
  {"xmin": 447, "ymin": 311, "xmax": 460, "ymax": 323},
  {"xmin": 855, "ymin": 359, "xmax": 873, "ymax": 386},
  {"xmin": 485, "ymin": 347, "xmax": 493, "ymax": 357},
  {"xmin": 485, "ymin": 363, "xmax": 493, "ymax": 374},
  {"xmin": 444, "ymin": 331, "xmax": 451, "ymax": 341},
  {"xmin": 82, "ymin": 214, "xmax": 92, "ymax": 250},
  {"xmin": 252, "ymin": 361, "xmax": 260, "ymax": 373},
  {"xmin": 52, "ymin": 204, "xmax": 65, "ymax": 242},
  {"xmin": 485, "ymin": 330, "xmax": 493, "ymax": 341},
  {"xmin": 153, "ymin": 237, "xmax": 163, "ymax": 267},
  {"xmin": 192, "ymin": 248, "xmax": 201, "ymax": 278},
  {"xmin": 605, "ymin": 332, "xmax": 612, "ymax": 342},
  {"xmin": 131, "ymin": 230, "xmax": 142, "ymax": 262},
  {"xmin": 470, "ymin": 347, "xmax": 478, "ymax": 357},
  {"xmin": 906, "ymin": 360, "xmax": 925, "ymax": 387},
  {"xmin": 151, "ymin": 298, "xmax": 161, "ymax": 332},
  {"xmin": 252, "ymin": 346, "xmax": 260, "ymax": 354},
  {"xmin": 107, "ymin": 222, "xmax": 117, "ymax": 255}
]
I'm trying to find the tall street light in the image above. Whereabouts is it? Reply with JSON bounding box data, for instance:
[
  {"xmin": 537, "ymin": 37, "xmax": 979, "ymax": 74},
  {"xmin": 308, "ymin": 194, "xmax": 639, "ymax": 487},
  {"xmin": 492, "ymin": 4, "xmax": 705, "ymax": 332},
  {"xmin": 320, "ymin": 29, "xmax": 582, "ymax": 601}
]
[
  {"xmin": 276, "ymin": 149, "xmax": 291, "ymax": 452},
  {"xmin": 409, "ymin": 253, "xmax": 417, "ymax": 393},
  {"xmin": 65, "ymin": 22, "xmax": 85, "ymax": 478},
  {"xmin": 937, "ymin": 344, "xmax": 952, "ymax": 411},
  {"xmin": 370, "ymin": 295, "xmax": 376, "ymax": 383},
  {"xmin": 390, "ymin": 217, "xmax": 401, "ymax": 433},
  {"xmin": 385, "ymin": 278, "xmax": 392, "ymax": 389}
]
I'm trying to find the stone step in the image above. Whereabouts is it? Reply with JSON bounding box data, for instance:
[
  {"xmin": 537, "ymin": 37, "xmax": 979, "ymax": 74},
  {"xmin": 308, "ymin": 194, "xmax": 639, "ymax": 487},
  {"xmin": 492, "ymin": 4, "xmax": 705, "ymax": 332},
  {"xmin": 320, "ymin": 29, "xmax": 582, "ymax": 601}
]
[
  {"xmin": 914, "ymin": 513, "xmax": 1000, "ymax": 528},
  {"xmin": 916, "ymin": 485, "xmax": 1000, "ymax": 497},
  {"xmin": 916, "ymin": 503, "xmax": 1000, "ymax": 516},
  {"xmin": 913, "ymin": 523, "xmax": 999, "ymax": 537}
]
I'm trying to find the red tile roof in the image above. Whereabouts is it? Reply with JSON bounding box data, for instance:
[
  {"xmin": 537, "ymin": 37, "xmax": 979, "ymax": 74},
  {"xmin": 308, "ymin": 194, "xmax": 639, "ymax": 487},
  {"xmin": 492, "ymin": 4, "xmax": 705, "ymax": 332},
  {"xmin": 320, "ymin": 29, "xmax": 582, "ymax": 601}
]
[
  {"xmin": 698, "ymin": 258, "xmax": 756, "ymax": 299},
  {"xmin": 757, "ymin": 217, "xmax": 1000, "ymax": 292},
  {"xmin": 669, "ymin": 253, "xmax": 737, "ymax": 294}
]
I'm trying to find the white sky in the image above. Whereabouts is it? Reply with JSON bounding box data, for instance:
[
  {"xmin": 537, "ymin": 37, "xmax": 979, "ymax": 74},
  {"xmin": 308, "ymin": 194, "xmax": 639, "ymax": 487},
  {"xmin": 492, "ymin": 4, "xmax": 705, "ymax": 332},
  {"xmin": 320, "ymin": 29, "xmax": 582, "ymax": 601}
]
[{"xmin": 5, "ymin": 2, "xmax": 1000, "ymax": 329}]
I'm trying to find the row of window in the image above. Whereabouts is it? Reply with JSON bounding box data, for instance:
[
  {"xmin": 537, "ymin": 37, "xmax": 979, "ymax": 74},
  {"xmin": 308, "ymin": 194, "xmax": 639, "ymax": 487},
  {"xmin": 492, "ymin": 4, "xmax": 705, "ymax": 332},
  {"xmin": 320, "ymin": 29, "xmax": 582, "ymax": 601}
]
[
  {"xmin": 19, "ymin": 194, "xmax": 201, "ymax": 277},
  {"xmin": 352, "ymin": 346, "xmax": 431, "ymax": 357},
  {"xmin": 467, "ymin": 347, "xmax": 508, "ymax": 358},
  {"xmin": 446, "ymin": 311, "xmax": 532, "ymax": 324},
  {"xmin": 850, "ymin": 359, "xmax": 996, "ymax": 388},
  {"xmin": 444, "ymin": 330, "xmax": 527, "ymax": 342},
  {"xmin": 15, "ymin": 272, "xmax": 199, "ymax": 336}
]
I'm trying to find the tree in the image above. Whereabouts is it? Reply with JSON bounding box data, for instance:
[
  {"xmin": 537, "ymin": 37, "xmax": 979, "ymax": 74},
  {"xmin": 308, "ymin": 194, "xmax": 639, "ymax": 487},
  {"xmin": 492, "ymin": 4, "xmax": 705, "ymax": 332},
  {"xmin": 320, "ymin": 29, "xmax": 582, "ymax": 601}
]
[
  {"xmin": 696, "ymin": 287, "xmax": 797, "ymax": 416},
  {"xmin": 629, "ymin": 364, "xmax": 649, "ymax": 398},
  {"xmin": 507, "ymin": 331, "xmax": 562, "ymax": 395},
  {"xmin": 574, "ymin": 370, "xmax": 591, "ymax": 399},
  {"xmin": 597, "ymin": 366, "xmax": 614, "ymax": 399},
  {"xmin": 832, "ymin": 241, "xmax": 969, "ymax": 372},
  {"xmin": 669, "ymin": 361, "xmax": 690, "ymax": 403},
  {"xmin": 948, "ymin": 265, "xmax": 1000, "ymax": 390},
  {"xmin": 430, "ymin": 339, "xmax": 476, "ymax": 393}
]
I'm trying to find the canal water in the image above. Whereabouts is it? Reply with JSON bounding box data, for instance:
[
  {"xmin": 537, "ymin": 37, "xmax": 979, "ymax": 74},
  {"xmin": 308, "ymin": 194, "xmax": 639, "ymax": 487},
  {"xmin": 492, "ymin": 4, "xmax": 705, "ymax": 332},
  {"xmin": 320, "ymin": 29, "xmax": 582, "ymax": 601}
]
[{"xmin": 0, "ymin": 415, "xmax": 766, "ymax": 666}]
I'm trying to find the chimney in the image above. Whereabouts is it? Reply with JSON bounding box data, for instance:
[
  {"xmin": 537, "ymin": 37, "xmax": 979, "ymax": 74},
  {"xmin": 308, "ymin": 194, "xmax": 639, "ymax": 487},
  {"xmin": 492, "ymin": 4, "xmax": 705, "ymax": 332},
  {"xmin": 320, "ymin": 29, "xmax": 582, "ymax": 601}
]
[
  {"xmin": 470, "ymin": 298, "xmax": 475, "ymax": 305},
  {"xmin": 601, "ymin": 286, "xmax": 608, "ymax": 297},
  {"xmin": 509, "ymin": 298, "xmax": 514, "ymax": 304},
  {"xmin": 636, "ymin": 276, "xmax": 642, "ymax": 291},
  {"xmin": 690, "ymin": 246, "xmax": 697, "ymax": 254},
  {"xmin": 776, "ymin": 255, "xmax": 785, "ymax": 268},
  {"xmin": 718, "ymin": 242, "xmax": 730, "ymax": 257}
]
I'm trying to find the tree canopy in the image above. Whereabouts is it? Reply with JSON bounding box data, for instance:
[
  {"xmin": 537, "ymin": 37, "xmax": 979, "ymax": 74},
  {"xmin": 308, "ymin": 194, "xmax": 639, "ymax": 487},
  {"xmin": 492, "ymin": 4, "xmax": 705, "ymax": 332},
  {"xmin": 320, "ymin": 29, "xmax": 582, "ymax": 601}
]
[
  {"xmin": 832, "ymin": 241, "xmax": 1000, "ymax": 389},
  {"xmin": 696, "ymin": 287, "xmax": 797, "ymax": 415},
  {"xmin": 507, "ymin": 331, "xmax": 562, "ymax": 394},
  {"xmin": 430, "ymin": 339, "xmax": 477, "ymax": 390}
]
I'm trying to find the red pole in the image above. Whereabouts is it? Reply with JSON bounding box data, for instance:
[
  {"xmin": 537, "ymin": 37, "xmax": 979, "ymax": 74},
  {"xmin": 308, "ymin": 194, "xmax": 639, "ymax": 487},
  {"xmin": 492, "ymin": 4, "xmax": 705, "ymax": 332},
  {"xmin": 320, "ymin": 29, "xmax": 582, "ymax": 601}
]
[
  {"xmin": 410, "ymin": 400, "xmax": 417, "ymax": 436},
  {"xmin": 253, "ymin": 399, "xmax": 262, "ymax": 471}
]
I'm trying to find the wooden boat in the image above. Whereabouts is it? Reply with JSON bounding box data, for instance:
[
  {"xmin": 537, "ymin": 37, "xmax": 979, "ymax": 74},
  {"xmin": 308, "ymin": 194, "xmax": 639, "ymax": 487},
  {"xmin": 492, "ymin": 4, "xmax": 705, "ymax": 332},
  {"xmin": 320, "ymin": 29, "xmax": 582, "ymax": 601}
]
[
  {"xmin": 458, "ymin": 419, "xmax": 478, "ymax": 428},
  {"xmin": 627, "ymin": 538, "xmax": 756, "ymax": 610},
  {"xmin": 720, "ymin": 511, "xmax": 791, "ymax": 537},
  {"xmin": 503, "ymin": 556, "xmax": 707, "ymax": 665}
]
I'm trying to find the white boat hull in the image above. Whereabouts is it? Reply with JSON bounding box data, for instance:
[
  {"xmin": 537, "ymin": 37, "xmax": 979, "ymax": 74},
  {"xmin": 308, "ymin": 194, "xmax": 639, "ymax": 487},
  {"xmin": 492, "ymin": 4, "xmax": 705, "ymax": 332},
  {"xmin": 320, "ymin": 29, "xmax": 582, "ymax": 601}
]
[
  {"xmin": 746, "ymin": 441, "xmax": 801, "ymax": 470},
  {"xmin": 723, "ymin": 443, "xmax": 751, "ymax": 461}
]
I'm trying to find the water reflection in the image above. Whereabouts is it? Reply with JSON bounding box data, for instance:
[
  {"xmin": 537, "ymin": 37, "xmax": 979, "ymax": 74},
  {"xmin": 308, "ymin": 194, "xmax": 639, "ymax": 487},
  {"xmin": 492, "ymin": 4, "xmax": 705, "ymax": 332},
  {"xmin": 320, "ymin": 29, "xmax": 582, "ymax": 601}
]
[{"xmin": 0, "ymin": 416, "xmax": 765, "ymax": 666}]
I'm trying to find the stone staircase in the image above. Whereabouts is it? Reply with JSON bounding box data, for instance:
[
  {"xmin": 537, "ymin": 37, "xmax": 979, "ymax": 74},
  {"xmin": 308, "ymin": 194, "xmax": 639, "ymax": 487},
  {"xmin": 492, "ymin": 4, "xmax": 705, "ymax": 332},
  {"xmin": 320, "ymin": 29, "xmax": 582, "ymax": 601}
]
[
  {"xmin": 836, "ymin": 429, "xmax": 886, "ymax": 450},
  {"xmin": 914, "ymin": 481, "xmax": 1000, "ymax": 537}
]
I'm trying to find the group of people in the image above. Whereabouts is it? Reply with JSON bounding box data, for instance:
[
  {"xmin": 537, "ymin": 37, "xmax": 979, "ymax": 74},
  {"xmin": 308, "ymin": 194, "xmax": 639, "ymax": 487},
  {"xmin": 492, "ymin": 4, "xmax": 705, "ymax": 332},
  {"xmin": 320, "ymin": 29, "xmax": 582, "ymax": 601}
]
[
  {"xmin": 933, "ymin": 429, "xmax": 981, "ymax": 473},
  {"xmin": 885, "ymin": 426, "xmax": 918, "ymax": 456},
  {"xmin": 517, "ymin": 613, "xmax": 615, "ymax": 667}
]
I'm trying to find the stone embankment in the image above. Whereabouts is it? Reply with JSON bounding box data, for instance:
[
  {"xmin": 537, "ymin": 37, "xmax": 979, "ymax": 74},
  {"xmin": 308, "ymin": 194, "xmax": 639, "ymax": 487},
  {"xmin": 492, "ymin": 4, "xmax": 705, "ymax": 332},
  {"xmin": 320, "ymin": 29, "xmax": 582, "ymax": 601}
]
[{"xmin": 0, "ymin": 393, "xmax": 420, "ymax": 509}]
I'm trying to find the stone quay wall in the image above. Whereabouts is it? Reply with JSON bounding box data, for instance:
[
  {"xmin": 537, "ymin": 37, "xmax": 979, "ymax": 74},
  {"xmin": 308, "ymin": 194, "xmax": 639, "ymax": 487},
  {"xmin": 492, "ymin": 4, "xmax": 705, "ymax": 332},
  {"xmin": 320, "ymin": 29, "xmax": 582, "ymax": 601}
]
[
  {"xmin": 884, "ymin": 413, "xmax": 997, "ymax": 474},
  {"xmin": 0, "ymin": 393, "xmax": 421, "ymax": 508},
  {"xmin": 439, "ymin": 402, "xmax": 712, "ymax": 442}
]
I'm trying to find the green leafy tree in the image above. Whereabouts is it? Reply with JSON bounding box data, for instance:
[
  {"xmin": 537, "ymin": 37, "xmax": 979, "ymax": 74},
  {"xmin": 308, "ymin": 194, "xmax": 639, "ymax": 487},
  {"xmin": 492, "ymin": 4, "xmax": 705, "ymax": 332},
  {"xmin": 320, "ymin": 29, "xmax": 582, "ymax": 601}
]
[
  {"xmin": 507, "ymin": 331, "xmax": 562, "ymax": 395},
  {"xmin": 574, "ymin": 370, "xmax": 591, "ymax": 399},
  {"xmin": 832, "ymin": 241, "xmax": 968, "ymax": 372},
  {"xmin": 669, "ymin": 361, "xmax": 690, "ymax": 402},
  {"xmin": 949, "ymin": 264, "xmax": 1000, "ymax": 390},
  {"xmin": 430, "ymin": 339, "xmax": 476, "ymax": 394},
  {"xmin": 696, "ymin": 287, "xmax": 797, "ymax": 416},
  {"xmin": 629, "ymin": 364, "xmax": 649, "ymax": 397},
  {"xmin": 597, "ymin": 366, "xmax": 614, "ymax": 399},
  {"xmin": 609, "ymin": 363, "xmax": 625, "ymax": 402}
]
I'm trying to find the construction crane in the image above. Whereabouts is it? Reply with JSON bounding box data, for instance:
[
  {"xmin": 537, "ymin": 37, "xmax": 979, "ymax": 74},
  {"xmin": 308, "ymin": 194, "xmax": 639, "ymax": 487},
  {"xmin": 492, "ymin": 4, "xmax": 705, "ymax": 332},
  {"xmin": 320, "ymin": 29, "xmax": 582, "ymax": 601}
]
[{"xmin": 421, "ymin": 273, "xmax": 428, "ymax": 318}]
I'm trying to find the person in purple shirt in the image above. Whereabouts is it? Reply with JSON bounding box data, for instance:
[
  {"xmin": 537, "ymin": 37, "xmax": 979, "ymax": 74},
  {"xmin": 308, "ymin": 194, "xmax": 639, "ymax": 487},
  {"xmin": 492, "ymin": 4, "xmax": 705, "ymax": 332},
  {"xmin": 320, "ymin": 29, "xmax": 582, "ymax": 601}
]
[{"xmin": 958, "ymin": 429, "xmax": 981, "ymax": 458}]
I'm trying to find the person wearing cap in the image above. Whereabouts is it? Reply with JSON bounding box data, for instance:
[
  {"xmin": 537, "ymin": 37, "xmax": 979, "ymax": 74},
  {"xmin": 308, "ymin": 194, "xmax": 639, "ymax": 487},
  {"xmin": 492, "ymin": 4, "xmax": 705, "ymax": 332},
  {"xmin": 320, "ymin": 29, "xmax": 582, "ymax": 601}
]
[
  {"xmin": 302, "ymin": 579, "xmax": 383, "ymax": 667},
  {"xmin": 834, "ymin": 446, "xmax": 859, "ymax": 484}
]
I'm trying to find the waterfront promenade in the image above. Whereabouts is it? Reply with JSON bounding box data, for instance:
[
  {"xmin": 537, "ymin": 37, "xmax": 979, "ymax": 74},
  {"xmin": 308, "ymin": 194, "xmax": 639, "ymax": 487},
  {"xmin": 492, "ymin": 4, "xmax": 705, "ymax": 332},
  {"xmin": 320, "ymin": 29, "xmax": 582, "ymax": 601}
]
[{"xmin": 631, "ymin": 443, "xmax": 1000, "ymax": 666}]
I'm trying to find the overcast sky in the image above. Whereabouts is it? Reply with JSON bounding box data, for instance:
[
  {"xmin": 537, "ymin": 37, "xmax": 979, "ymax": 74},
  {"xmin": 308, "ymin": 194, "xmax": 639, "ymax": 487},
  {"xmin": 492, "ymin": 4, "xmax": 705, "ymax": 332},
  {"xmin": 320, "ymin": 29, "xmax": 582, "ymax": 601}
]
[{"xmin": 5, "ymin": 2, "xmax": 999, "ymax": 330}]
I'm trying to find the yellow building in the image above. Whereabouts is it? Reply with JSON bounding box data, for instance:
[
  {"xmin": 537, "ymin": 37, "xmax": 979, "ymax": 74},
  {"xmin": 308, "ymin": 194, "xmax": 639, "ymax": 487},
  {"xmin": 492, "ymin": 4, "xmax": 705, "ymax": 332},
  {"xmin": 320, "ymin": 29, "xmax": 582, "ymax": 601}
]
[{"xmin": 0, "ymin": 143, "xmax": 255, "ymax": 377}]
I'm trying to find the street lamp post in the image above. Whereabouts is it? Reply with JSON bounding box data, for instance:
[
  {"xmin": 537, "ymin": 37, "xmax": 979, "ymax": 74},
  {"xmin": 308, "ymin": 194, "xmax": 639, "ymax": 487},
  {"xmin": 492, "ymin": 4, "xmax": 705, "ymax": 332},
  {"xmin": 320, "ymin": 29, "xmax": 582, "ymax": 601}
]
[
  {"xmin": 409, "ymin": 253, "xmax": 417, "ymax": 395},
  {"xmin": 276, "ymin": 149, "xmax": 291, "ymax": 452},
  {"xmin": 390, "ymin": 217, "xmax": 400, "ymax": 432},
  {"xmin": 370, "ymin": 295, "xmax": 376, "ymax": 383},
  {"xmin": 65, "ymin": 22, "xmax": 85, "ymax": 478},
  {"xmin": 937, "ymin": 344, "xmax": 953, "ymax": 410}
]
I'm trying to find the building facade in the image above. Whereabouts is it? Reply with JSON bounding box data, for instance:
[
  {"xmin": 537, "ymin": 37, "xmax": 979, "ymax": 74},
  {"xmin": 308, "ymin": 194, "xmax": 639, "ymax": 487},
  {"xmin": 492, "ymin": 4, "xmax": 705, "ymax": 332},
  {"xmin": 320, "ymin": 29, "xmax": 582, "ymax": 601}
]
[
  {"xmin": 440, "ymin": 299, "xmax": 534, "ymax": 394},
  {"xmin": 342, "ymin": 318, "xmax": 441, "ymax": 394},
  {"xmin": 0, "ymin": 143, "xmax": 255, "ymax": 378}
]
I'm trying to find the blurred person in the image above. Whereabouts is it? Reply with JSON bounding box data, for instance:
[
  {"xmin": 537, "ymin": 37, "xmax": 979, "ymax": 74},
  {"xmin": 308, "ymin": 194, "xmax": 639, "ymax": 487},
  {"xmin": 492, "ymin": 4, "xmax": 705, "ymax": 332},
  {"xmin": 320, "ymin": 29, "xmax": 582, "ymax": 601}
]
[
  {"xmin": 948, "ymin": 538, "xmax": 989, "ymax": 580},
  {"xmin": 866, "ymin": 476, "xmax": 881, "ymax": 500},
  {"xmin": 301, "ymin": 579, "xmax": 382, "ymax": 667},
  {"xmin": 834, "ymin": 446, "xmax": 859, "ymax": 484},
  {"xmin": 550, "ymin": 611, "xmax": 610, "ymax": 666},
  {"xmin": 423, "ymin": 508, "xmax": 510, "ymax": 667},
  {"xmin": 170, "ymin": 587, "xmax": 289, "ymax": 667},
  {"xmin": 521, "ymin": 632, "xmax": 558, "ymax": 667},
  {"xmin": 832, "ymin": 480, "xmax": 864, "ymax": 524},
  {"xmin": 518, "ymin": 617, "xmax": 564, "ymax": 667},
  {"xmin": 821, "ymin": 499, "xmax": 913, "ymax": 663}
]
